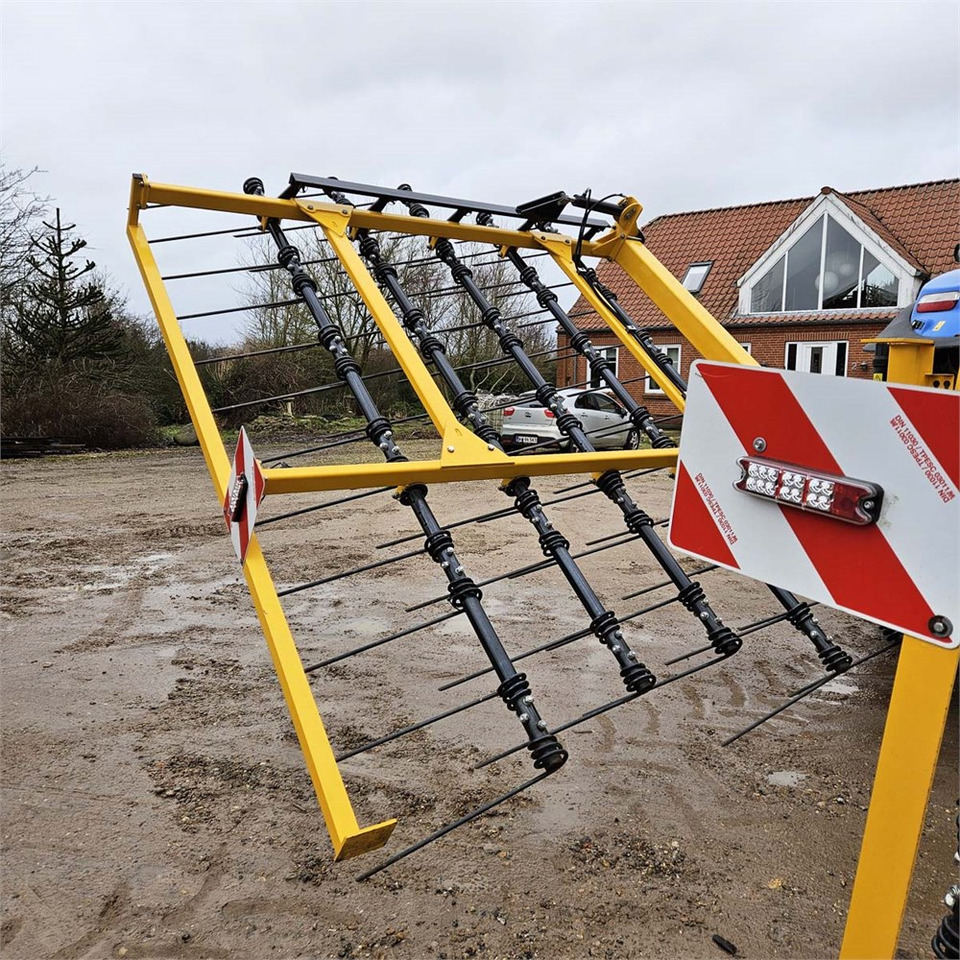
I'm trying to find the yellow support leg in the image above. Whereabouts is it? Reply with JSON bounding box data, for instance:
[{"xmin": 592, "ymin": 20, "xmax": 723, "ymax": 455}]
[
  {"xmin": 126, "ymin": 197, "xmax": 395, "ymax": 860},
  {"xmin": 840, "ymin": 639, "xmax": 959, "ymax": 958},
  {"xmin": 842, "ymin": 332, "xmax": 957, "ymax": 957}
]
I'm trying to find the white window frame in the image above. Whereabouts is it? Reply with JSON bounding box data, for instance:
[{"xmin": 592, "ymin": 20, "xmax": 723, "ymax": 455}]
[
  {"xmin": 784, "ymin": 339, "xmax": 848, "ymax": 377},
  {"xmin": 646, "ymin": 344, "xmax": 681, "ymax": 394},
  {"xmin": 739, "ymin": 342, "xmax": 752, "ymax": 354},
  {"xmin": 737, "ymin": 193, "xmax": 920, "ymax": 315},
  {"xmin": 589, "ymin": 345, "xmax": 619, "ymax": 388},
  {"xmin": 681, "ymin": 261, "xmax": 713, "ymax": 294}
]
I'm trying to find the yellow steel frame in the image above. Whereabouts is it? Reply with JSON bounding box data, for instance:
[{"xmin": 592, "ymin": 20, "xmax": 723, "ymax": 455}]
[{"xmin": 128, "ymin": 174, "xmax": 954, "ymax": 947}]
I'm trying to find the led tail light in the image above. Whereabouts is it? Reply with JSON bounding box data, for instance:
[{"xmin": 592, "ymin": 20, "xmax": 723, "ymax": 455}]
[
  {"xmin": 916, "ymin": 290, "xmax": 960, "ymax": 313},
  {"xmin": 735, "ymin": 457, "xmax": 883, "ymax": 526},
  {"xmin": 503, "ymin": 407, "xmax": 515, "ymax": 417}
]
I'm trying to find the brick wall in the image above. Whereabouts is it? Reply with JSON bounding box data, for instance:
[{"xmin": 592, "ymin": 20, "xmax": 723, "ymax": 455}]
[{"xmin": 556, "ymin": 321, "xmax": 888, "ymax": 419}]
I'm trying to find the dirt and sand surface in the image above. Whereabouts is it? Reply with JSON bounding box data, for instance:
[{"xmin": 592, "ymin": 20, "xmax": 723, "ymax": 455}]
[{"xmin": 1, "ymin": 444, "xmax": 957, "ymax": 960}]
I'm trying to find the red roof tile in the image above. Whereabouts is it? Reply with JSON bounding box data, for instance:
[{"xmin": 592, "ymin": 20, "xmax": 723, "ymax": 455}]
[{"xmin": 573, "ymin": 179, "xmax": 959, "ymax": 331}]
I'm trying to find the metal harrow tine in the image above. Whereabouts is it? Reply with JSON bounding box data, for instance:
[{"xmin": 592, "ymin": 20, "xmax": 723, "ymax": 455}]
[
  {"xmin": 404, "ymin": 533, "xmax": 640, "ymax": 613},
  {"xmin": 553, "ymin": 466, "xmax": 665, "ymax": 495},
  {"xmin": 722, "ymin": 637, "xmax": 901, "ymax": 747},
  {"xmin": 355, "ymin": 769, "xmax": 555, "ymax": 881},
  {"xmin": 303, "ymin": 610, "xmax": 464, "ymax": 673},
  {"xmin": 622, "ymin": 564, "xmax": 719, "ymax": 602},
  {"xmin": 664, "ymin": 601, "xmax": 823, "ymax": 665},
  {"xmin": 258, "ymin": 486, "xmax": 394, "ymax": 527},
  {"xmin": 278, "ymin": 543, "xmax": 427, "ymax": 597},
  {"xmin": 473, "ymin": 648, "xmax": 739, "ymax": 771},
  {"xmin": 336, "ymin": 690, "xmax": 501, "ymax": 761}
]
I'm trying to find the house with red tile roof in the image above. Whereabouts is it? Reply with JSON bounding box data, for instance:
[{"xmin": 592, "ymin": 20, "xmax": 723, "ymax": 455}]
[{"xmin": 557, "ymin": 179, "xmax": 959, "ymax": 419}]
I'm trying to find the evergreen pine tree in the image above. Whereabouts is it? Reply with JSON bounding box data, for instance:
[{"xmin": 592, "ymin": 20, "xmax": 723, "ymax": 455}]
[{"xmin": 4, "ymin": 208, "xmax": 123, "ymax": 372}]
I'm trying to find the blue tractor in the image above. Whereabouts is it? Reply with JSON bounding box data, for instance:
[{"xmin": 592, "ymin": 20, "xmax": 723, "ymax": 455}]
[{"xmin": 872, "ymin": 261, "xmax": 960, "ymax": 388}]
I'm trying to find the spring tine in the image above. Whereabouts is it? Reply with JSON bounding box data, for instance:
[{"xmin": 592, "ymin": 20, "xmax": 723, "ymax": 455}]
[
  {"xmin": 260, "ymin": 430, "xmax": 370, "ymax": 464},
  {"xmin": 622, "ymin": 565, "xmax": 719, "ymax": 602},
  {"xmin": 663, "ymin": 600, "xmax": 822, "ymax": 665},
  {"xmin": 375, "ymin": 505, "xmax": 516, "ymax": 550},
  {"xmin": 553, "ymin": 466, "xmax": 664, "ymax": 496},
  {"xmin": 304, "ymin": 610, "xmax": 464, "ymax": 672},
  {"xmin": 786, "ymin": 630, "xmax": 900, "ymax": 696},
  {"xmin": 723, "ymin": 638, "xmax": 901, "ymax": 747},
  {"xmin": 403, "ymin": 534, "xmax": 640, "ymax": 613},
  {"xmin": 355, "ymin": 769, "xmax": 554, "ymax": 881},
  {"xmin": 739, "ymin": 602, "xmax": 822, "ymax": 639},
  {"xmin": 663, "ymin": 641, "xmax": 716, "ymax": 666},
  {"xmin": 474, "ymin": 692, "xmax": 642, "ymax": 770},
  {"xmin": 473, "ymin": 648, "xmax": 737, "ymax": 771},
  {"xmin": 336, "ymin": 690, "xmax": 501, "ymax": 762},
  {"xmin": 258, "ymin": 486, "xmax": 393, "ymax": 527},
  {"xmin": 277, "ymin": 543, "xmax": 426, "ymax": 598}
]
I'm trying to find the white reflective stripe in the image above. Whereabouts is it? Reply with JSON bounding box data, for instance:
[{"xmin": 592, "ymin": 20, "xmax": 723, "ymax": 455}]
[
  {"xmin": 673, "ymin": 373, "xmax": 830, "ymax": 599},
  {"xmin": 786, "ymin": 375, "xmax": 957, "ymax": 622}
]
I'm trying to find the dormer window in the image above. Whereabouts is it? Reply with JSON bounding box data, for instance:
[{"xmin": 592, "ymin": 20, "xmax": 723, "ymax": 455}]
[
  {"xmin": 681, "ymin": 261, "xmax": 712, "ymax": 294},
  {"xmin": 746, "ymin": 213, "xmax": 901, "ymax": 314}
]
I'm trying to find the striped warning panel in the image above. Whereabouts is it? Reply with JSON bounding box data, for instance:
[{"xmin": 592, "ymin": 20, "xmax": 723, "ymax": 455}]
[
  {"xmin": 669, "ymin": 361, "xmax": 959, "ymax": 648},
  {"xmin": 223, "ymin": 426, "xmax": 266, "ymax": 564}
]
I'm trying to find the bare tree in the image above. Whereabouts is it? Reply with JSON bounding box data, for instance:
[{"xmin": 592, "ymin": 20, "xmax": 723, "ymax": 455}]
[{"xmin": 0, "ymin": 163, "xmax": 48, "ymax": 304}]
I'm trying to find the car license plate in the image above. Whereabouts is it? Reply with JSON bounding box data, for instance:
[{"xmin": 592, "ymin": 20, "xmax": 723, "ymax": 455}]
[{"xmin": 515, "ymin": 435, "xmax": 538, "ymax": 445}]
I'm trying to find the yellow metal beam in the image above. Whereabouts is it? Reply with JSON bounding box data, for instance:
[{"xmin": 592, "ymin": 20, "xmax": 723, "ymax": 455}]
[
  {"xmin": 263, "ymin": 447, "xmax": 678, "ymax": 495},
  {"xmin": 840, "ymin": 639, "xmax": 959, "ymax": 958},
  {"xmin": 535, "ymin": 233, "xmax": 689, "ymax": 410},
  {"xmin": 304, "ymin": 204, "xmax": 500, "ymax": 466},
  {"xmin": 127, "ymin": 214, "xmax": 396, "ymax": 860},
  {"xmin": 841, "ymin": 333, "xmax": 956, "ymax": 958},
  {"xmin": 131, "ymin": 176, "xmax": 621, "ymax": 253},
  {"xmin": 610, "ymin": 237, "xmax": 757, "ymax": 367}
]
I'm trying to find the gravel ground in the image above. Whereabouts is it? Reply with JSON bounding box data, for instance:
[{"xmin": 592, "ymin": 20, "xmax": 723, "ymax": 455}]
[{"xmin": 1, "ymin": 445, "xmax": 956, "ymax": 960}]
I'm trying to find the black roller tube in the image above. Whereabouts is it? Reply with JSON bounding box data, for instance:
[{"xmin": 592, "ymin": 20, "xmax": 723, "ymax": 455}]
[
  {"xmin": 243, "ymin": 176, "xmax": 567, "ymax": 775},
  {"xmin": 430, "ymin": 220, "xmax": 740, "ymax": 658},
  {"xmin": 344, "ymin": 188, "xmax": 655, "ymax": 695}
]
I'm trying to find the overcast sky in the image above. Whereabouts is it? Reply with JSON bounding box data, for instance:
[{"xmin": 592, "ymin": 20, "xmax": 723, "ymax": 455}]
[{"xmin": 2, "ymin": 0, "xmax": 958, "ymax": 343}]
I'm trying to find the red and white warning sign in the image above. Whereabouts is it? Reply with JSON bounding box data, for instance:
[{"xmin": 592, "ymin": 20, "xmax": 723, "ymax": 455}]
[
  {"xmin": 669, "ymin": 361, "xmax": 959, "ymax": 647},
  {"xmin": 223, "ymin": 427, "xmax": 266, "ymax": 564}
]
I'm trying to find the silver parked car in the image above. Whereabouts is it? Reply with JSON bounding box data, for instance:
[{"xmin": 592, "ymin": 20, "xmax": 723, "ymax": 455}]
[{"xmin": 500, "ymin": 388, "xmax": 638, "ymax": 452}]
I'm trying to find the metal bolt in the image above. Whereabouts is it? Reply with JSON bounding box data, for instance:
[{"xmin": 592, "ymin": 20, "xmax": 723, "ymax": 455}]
[
  {"xmin": 487, "ymin": 444, "xmax": 495, "ymax": 451},
  {"xmin": 753, "ymin": 437, "xmax": 767, "ymax": 452},
  {"xmin": 522, "ymin": 695, "xmax": 533, "ymax": 705},
  {"xmin": 862, "ymin": 499, "xmax": 874, "ymax": 511},
  {"xmin": 455, "ymin": 566, "xmax": 464, "ymax": 575},
  {"xmin": 929, "ymin": 615, "xmax": 953, "ymax": 637},
  {"xmin": 700, "ymin": 612, "xmax": 710, "ymax": 621},
  {"xmin": 611, "ymin": 645, "xmax": 622, "ymax": 654},
  {"xmin": 306, "ymin": 204, "xmax": 314, "ymax": 211},
  {"xmin": 518, "ymin": 713, "xmax": 529, "ymax": 723},
  {"xmin": 537, "ymin": 720, "xmax": 548, "ymax": 731},
  {"xmin": 447, "ymin": 445, "xmax": 455, "ymax": 453},
  {"xmin": 341, "ymin": 208, "xmax": 350, "ymax": 215},
  {"xmin": 627, "ymin": 651, "xmax": 638, "ymax": 660}
]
